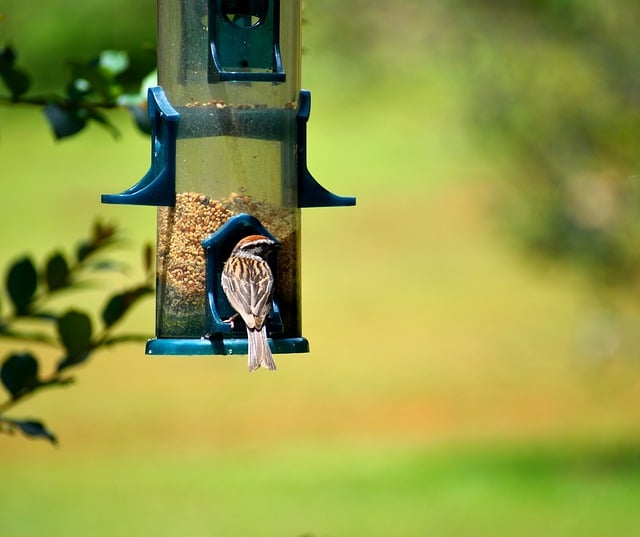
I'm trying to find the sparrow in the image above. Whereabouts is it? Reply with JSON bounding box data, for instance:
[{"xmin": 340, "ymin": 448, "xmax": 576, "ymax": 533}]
[{"xmin": 221, "ymin": 234, "xmax": 277, "ymax": 371}]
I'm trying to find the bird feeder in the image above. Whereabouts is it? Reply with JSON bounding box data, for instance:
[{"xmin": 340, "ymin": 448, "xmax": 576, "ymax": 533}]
[{"xmin": 102, "ymin": 0, "xmax": 355, "ymax": 357}]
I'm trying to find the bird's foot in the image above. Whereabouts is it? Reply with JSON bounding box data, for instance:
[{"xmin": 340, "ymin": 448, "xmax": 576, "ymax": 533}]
[{"xmin": 223, "ymin": 313, "xmax": 239, "ymax": 330}]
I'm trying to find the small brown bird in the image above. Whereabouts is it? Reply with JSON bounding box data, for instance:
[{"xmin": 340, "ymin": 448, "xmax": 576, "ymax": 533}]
[{"xmin": 221, "ymin": 234, "xmax": 277, "ymax": 372}]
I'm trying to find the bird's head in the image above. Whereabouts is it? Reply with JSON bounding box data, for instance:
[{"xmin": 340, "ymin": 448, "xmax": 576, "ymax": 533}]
[{"xmin": 231, "ymin": 234, "xmax": 279, "ymax": 259}]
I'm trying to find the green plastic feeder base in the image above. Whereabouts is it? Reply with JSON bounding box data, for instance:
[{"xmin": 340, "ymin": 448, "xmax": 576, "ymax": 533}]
[{"xmin": 145, "ymin": 337, "xmax": 309, "ymax": 356}]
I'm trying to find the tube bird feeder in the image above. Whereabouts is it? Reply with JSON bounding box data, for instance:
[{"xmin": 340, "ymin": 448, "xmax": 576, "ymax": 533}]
[{"xmin": 103, "ymin": 0, "xmax": 355, "ymax": 359}]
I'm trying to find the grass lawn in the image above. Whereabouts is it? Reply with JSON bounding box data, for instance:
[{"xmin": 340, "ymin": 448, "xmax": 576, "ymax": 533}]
[{"xmin": 3, "ymin": 440, "xmax": 640, "ymax": 536}]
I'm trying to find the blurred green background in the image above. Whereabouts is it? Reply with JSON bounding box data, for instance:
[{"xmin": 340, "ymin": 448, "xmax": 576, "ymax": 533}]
[{"xmin": 2, "ymin": 1, "xmax": 640, "ymax": 536}]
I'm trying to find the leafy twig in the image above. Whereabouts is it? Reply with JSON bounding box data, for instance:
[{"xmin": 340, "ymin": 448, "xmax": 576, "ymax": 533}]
[
  {"xmin": 0, "ymin": 220, "xmax": 154, "ymax": 443},
  {"xmin": 0, "ymin": 45, "xmax": 153, "ymax": 139}
]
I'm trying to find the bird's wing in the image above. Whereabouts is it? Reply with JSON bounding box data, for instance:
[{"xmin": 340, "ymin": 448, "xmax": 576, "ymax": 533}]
[
  {"xmin": 221, "ymin": 261, "xmax": 273, "ymax": 331},
  {"xmin": 221, "ymin": 271, "xmax": 256, "ymax": 329},
  {"xmin": 249, "ymin": 264, "xmax": 274, "ymax": 322}
]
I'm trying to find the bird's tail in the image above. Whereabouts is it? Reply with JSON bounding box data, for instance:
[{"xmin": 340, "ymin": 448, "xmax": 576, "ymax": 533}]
[{"xmin": 247, "ymin": 328, "xmax": 276, "ymax": 372}]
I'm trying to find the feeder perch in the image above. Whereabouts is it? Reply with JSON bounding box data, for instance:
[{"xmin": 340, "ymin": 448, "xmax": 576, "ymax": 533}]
[{"xmin": 102, "ymin": 0, "xmax": 355, "ymax": 357}]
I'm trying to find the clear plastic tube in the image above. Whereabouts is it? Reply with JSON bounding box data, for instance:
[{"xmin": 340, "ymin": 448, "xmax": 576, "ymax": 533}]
[{"xmin": 155, "ymin": 0, "xmax": 303, "ymax": 341}]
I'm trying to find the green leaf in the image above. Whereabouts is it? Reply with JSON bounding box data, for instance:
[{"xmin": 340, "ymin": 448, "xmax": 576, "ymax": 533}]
[
  {"xmin": 93, "ymin": 220, "xmax": 117, "ymax": 243},
  {"xmin": 99, "ymin": 50, "xmax": 129, "ymax": 77},
  {"xmin": 87, "ymin": 107, "xmax": 120, "ymax": 139},
  {"xmin": 43, "ymin": 103, "xmax": 88, "ymax": 139},
  {"xmin": 3, "ymin": 418, "xmax": 57, "ymax": 444},
  {"xmin": 67, "ymin": 59, "xmax": 107, "ymax": 99},
  {"xmin": 102, "ymin": 286, "xmax": 153, "ymax": 328},
  {"xmin": 6, "ymin": 257, "xmax": 38, "ymax": 315},
  {"xmin": 143, "ymin": 243, "xmax": 154, "ymax": 276},
  {"xmin": 0, "ymin": 46, "xmax": 31, "ymax": 99},
  {"xmin": 56, "ymin": 310, "xmax": 92, "ymax": 370},
  {"xmin": 76, "ymin": 221, "xmax": 118, "ymax": 262},
  {"xmin": 45, "ymin": 252, "xmax": 70, "ymax": 291},
  {"xmin": 0, "ymin": 47, "xmax": 17, "ymax": 66},
  {"xmin": 118, "ymin": 69, "xmax": 155, "ymax": 136},
  {"xmin": 128, "ymin": 104, "xmax": 152, "ymax": 135},
  {"xmin": 0, "ymin": 66, "xmax": 30, "ymax": 99},
  {"xmin": 1, "ymin": 352, "xmax": 39, "ymax": 399},
  {"xmin": 68, "ymin": 52, "xmax": 126, "ymax": 104},
  {"xmin": 67, "ymin": 77, "xmax": 92, "ymax": 101},
  {"xmin": 76, "ymin": 240, "xmax": 94, "ymax": 262}
]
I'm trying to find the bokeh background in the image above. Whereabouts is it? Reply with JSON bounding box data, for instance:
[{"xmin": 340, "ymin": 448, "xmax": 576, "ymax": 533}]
[{"xmin": 2, "ymin": 1, "xmax": 640, "ymax": 535}]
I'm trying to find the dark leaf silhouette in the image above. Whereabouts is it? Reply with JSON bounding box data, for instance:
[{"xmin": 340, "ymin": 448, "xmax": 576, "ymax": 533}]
[
  {"xmin": 76, "ymin": 221, "xmax": 118, "ymax": 262},
  {"xmin": 86, "ymin": 107, "xmax": 120, "ymax": 139},
  {"xmin": 3, "ymin": 418, "xmax": 57, "ymax": 444},
  {"xmin": 56, "ymin": 310, "xmax": 93, "ymax": 371},
  {"xmin": 6, "ymin": 257, "xmax": 38, "ymax": 315},
  {"xmin": 0, "ymin": 46, "xmax": 31, "ymax": 99},
  {"xmin": 129, "ymin": 103, "xmax": 152, "ymax": 135},
  {"xmin": 43, "ymin": 104, "xmax": 87, "ymax": 139},
  {"xmin": 102, "ymin": 286, "xmax": 153, "ymax": 328},
  {"xmin": 143, "ymin": 243, "xmax": 154, "ymax": 275},
  {"xmin": 0, "ymin": 220, "xmax": 152, "ymax": 444},
  {"xmin": 45, "ymin": 252, "xmax": 70, "ymax": 291},
  {"xmin": 1, "ymin": 352, "xmax": 39, "ymax": 399}
]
